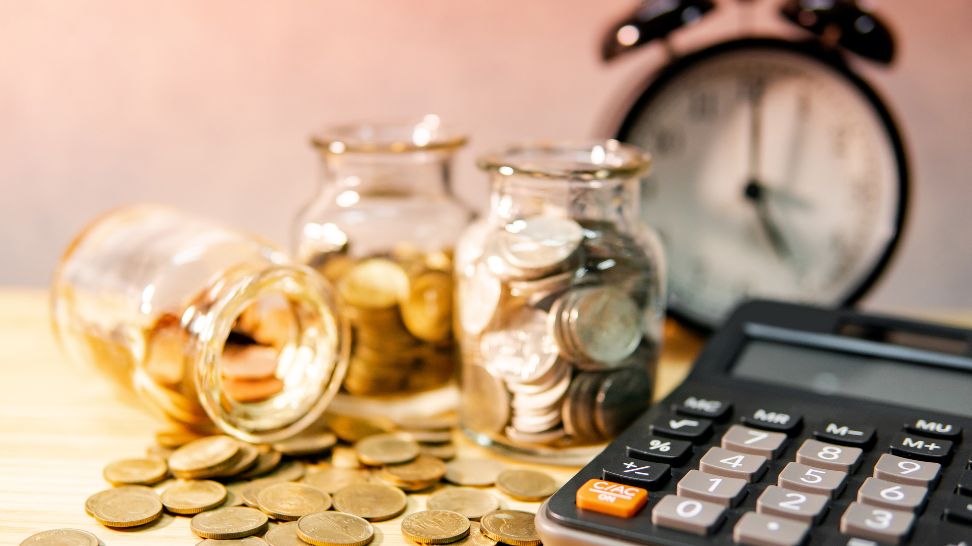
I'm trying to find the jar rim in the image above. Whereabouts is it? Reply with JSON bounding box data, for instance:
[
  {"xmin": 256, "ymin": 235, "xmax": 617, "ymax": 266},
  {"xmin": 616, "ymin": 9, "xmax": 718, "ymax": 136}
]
[
  {"xmin": 311, "ymin": 115, "xmax": 467, "ymax": 154},
  {"xmin": 477, "ymin": 140, "xmax": 651, "ymax": 181}
]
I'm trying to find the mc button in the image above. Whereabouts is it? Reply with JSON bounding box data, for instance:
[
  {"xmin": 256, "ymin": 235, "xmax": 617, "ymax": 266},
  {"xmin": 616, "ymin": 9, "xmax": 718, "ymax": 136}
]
[
  {"xmin": 742, "ymin": 408, "xmax": 803, "ymax": 436},
  {"xmin": 674, "ymin": 396, "xmax": 732, "ymax": 422},
  {"xmin": 889, "ymin": 432, "xmax": 953, "ymax": 463}
]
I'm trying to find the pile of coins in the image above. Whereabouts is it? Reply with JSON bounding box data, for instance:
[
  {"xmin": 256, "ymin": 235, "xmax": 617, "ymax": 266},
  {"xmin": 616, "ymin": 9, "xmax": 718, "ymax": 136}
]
[
  {"xmin": 311, "ymin": 248, "xmax": 455, "ymax": 396},
  {"xmin": 458, "ymin": 214, "xmax": 660, "ymax": 447},
  {"xmin": 22, "ymin": 413, "xmax": 555, "ymax": 545}
]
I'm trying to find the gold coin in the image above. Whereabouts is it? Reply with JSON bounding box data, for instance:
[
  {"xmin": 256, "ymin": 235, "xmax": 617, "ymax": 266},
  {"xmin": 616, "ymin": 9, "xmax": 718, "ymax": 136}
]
[
  {"xmin": 338, "ymin": 258, "xmax": 409, "ymax": 309},
  {"xmin": 84, "ymin": 486, "xmax": 163, "ymax": 528},
  {"xmin": 427, "ymin": 488, "xmax": 501, "ymax": 521},
  {"xmin": 273, "ymin": 431, "xmax": 338, "ymax": 457},
  {"xmin": 401, "ymin": 510, "xmax": 470, "ymax": 544},
  {"xmin": 263, "ymin": 521, "xmax": 303, "ymax": 546},
  {"xmin": 302, "ymin": 466, "xmax": 370, "ymax": 494},
  {"xmin": 223, "ymin": 481, "xmax": 247, "ymax": 507},
  {"xmin": 102, "ymin": 457, "xmax": 168, "ymax": 486},
  {"xmin": 394, "ymin": 415, "xmax": 457, "ymax": 432},
  {"xmin": 168, "ymin": 436, "xmax": 241, "ymax": 479},
  {"xmin": 325, "ymin": 414, "xmax": 393, "ymax": 443},
  {"xmin": 196, "ymin": 538, "xmax": 267, "ymax": 546},
  {"xmin": 222, "ymin": 376, "xmax": 285, "ymax": 403},
  {"xmin": 419, "ymin": 442, "xmax": 457, "ymax": 461},
  {"xmin": 354, "ymin": 433, "xmax": 420, "ymax": 466},
  {"xmin": 156, "ymin": 428, "xmax": 206, "ymax": 448},
  {"xmin": 494, "ymin": 469, "xmax": 558, "ymax": 501},
  {"xmin": 18, "ymin": 528, "xmax": 100, "ymax": 546},
  {"xmin": 296, "ymin": 511, "xmax": 374, "ymax": 546},
  {"xmin": 257, "ymin": 482, "xmax": 331, "ymax": 521},
  {"xmin": 161, "ymin": 479, "xmax": 228, "ymax": 515},
  {"xmin": 443, "ymin": 459, "xmax": 506, "ymax": 487},
  {"xmin": 332, "ymin": 483, "xmax": 408, "ymax": 521},
  {"xmin": 453, "ymin": 522, "xmax": 498, "ymax": 546},
  {"xmin": 479, "ymin": 510, "xmax": 540, "ymax": 546},
  {"xmin": 213, "ymin": 442, "xmax": 260, "ymax": 478},
  {"xmin": 403, "ymin": 429, "xmax": 453, "ymax": 444},
  {"xmin": 379, "ymin": 455, "xmax": 446, "ymax": 491},
  {"xmin": 238, "ymin": 446, "xmax": 282, "ymax": 479},
  {"xmin": 330, "ymin": 446, "xmax": 364, "ymax": 469},
  {"xmin": 401, "ymin": 270, "xmax": 453, "ymax": 343},
  {"xmin": 190, "ymin": 506, "xmax": 268, "ymax": 539},
  {"xmin": 241, "ymin": 479, "xmax": 278, "ymax": 508},
  {"xmin": 261, "ymin": 459, "xmax": 306, "ymax": 482}
]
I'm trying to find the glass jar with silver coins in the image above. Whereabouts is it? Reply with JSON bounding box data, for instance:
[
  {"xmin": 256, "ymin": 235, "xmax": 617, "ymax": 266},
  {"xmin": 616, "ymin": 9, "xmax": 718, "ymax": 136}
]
[
  {"xmin": 456, "ymin": 140, "xmax": 666, "ymax": 462},
  {"xmin": 294, "ymin": 116, "xmax": 471, "ymax": 417}
]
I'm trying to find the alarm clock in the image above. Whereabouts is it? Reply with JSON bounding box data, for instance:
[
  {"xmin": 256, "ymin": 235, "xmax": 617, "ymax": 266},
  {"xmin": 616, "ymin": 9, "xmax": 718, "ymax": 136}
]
[{"xmin": 604, "ymin": 0, "xmax": 909, "ymax": 330}]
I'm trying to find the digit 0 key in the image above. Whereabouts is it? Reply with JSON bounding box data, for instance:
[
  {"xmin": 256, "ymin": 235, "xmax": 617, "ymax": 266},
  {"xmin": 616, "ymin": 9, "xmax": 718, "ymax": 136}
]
[{"xmin": 575, "ymin": 479, "xmax": 648, "ymax": 518}]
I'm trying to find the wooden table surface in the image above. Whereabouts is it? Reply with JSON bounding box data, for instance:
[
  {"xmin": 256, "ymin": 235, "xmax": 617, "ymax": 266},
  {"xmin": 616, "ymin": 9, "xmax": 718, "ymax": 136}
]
[{"xmin": 0, "ymin": 289, "xmax": 700, "ymax": 545}]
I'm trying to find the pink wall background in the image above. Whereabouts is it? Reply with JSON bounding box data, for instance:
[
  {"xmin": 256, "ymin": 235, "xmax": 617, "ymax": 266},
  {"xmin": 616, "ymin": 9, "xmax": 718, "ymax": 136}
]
[{"xmin": 1, "ymin": 0, "xmax": 970, "ymax": 313}]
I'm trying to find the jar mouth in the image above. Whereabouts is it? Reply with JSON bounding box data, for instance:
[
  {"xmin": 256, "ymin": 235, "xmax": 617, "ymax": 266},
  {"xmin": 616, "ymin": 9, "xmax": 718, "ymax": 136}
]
[
  {"xmin": 192, "ymin": 265, "xmax": 349, "ymax": 444},
  {"xmin": 477, "ymin": 140, "xmax": 650, "ymax": 181},
  {"xmin": 311, "ymin": 115, "xmax": 467, "ymax": 154}
]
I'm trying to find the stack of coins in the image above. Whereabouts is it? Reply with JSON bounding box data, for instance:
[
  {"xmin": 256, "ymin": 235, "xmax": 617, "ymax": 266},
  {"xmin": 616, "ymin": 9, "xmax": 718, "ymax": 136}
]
[
  {"xmin": 312, "ymin": 248, "xmax": 455, "ymax": 396},
  {"xmin": 457, "ymin": 214, "xmax": 660, "ymax": 448}
]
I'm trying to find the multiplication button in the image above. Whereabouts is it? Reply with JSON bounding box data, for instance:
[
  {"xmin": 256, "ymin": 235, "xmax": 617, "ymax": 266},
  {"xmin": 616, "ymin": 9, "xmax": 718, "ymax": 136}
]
[
  {"xmin": 873, "ymin": 454, "xmax": 940, "ymax": 487},
  {"xmin": 722, "ymin": 424, "xmax": 787, "ymax": 458},
  {"xmin": 889, "ymin": 432, "xmax": 953, "ymax": 463},
  {"xmin": 602, "ymin": 458, "xmax": 670, "ymax": 490},
  {"xmin": 733, "ymin": 512, "xmax": 810, "ymax": 546},
  {"xmin": 651, "ymin": 494, "xmax": 725, "ymax": 536},
  {"xmin": 650, "ymin": 414, "xmax": 713, "ymax": 443},
  {"xmin": 627, "ymin": 435, "xmax": 692, "ymax": 466}
]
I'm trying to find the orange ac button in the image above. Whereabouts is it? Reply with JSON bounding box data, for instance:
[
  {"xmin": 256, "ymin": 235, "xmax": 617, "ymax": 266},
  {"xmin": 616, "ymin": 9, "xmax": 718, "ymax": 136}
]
[{"xmin": 575, "ymin": 478, "xmax": 649, "ymax": 518}]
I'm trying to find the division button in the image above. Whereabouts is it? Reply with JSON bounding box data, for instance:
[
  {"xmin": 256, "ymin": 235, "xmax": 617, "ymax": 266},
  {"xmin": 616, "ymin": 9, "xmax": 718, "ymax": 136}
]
[
  {"xmin": 857, "ymin": 477, "xmax": 927, "ymax": 513},
  {"xmin": 674, "ymin": 395, "xmax": 732, "ymax": 421},
  {"xmin": 650, "ymin": 414, "xmax": 713, "ymax": 443},
  {"xmin": 574, "ymin": 478, "xmax": 648, "ymax": 519},
  {"xmin": 722, "ymin": 425, "xmax": 787, "ymax": 458},
  {"xmin": 733, "ymin": 511, "xmax": 810, "ymax": 546},
  {"xmin": 602, "ymin": 458, "xmax": 670, "ymax": 490},
  {"xmin": 905, "ymin": 417, "xmax": 962, "ymax": 440},
  {"xmin": 796, "ymin": 439, "xmax": 863, "ymax": 472},
  {"xmin": 889, "ymin": 432, "xmax": 953, "ymax": 463},
  {"xmin": 778, "ymin": 462, "xmax": 847, "ymax": 498},
  {"xmin": 873, "ymin": 454, "xmax": 941, "ymax": 487},
  {"xmin": 651, "ymin": 494, "xmax": 725, "ymax": 536},
  {"xmin": 943, "ymin": 495, "xmax": 972, "ymax": 526},
  {"xmin": 840, "ymin": 502, "xmax": 915, "ymax": 545},
  {"xmin": 814, "ymin": 421, "xmax": 876, "ymax": 448},
  {"xmin": 742, "ymin": 408, "xmax": 803, "ymax": 436},
  {"xmin": 627, "ymin": 436, "xmax": 692, "ymax": 466},
  {"xmin": 699, "ymin": 447, "xmax": 767, "ymax": 482},
  {"xmin": 756, "ymin": 485, "xmax": 828, "ymax": 524},
  {"xmin": 676, "ymin": 469, "xmax": 747, "ymax": 507}
]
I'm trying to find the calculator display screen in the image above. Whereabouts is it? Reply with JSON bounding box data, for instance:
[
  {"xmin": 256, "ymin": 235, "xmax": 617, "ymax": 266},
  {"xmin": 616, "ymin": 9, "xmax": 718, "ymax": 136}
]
[{"xmin": 731, "ymin": 340, "xmax": 972, "ymax": 416}]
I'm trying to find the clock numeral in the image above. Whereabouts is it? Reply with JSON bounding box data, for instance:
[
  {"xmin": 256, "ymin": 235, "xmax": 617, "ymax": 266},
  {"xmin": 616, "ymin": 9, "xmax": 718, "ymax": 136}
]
[
  {"xmin": 653, "ymin": 127, "xmax": 684, "ymax": 157},
  {"xmin": 642, "ymin": 175, "xmax": 660, "ymax": 199},
  {"xmin": 688, "ymin": 91, "xmax": 717, "ymax": 121}
]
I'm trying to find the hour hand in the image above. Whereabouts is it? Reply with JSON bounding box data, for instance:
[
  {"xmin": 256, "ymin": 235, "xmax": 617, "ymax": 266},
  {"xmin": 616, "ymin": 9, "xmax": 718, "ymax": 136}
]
[{"xmin": 745, "ymin": 179, "xmax": 792, "ymax": 260}]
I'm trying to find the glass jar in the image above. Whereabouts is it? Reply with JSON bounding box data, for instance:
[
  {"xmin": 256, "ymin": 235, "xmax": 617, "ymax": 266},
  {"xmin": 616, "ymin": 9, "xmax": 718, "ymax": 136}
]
[
  {"xmin": 52, "ymin": 205, "xmax": 347, "ymax": 443},
  {"xmin": 456, "ymin": 140, "xmax": 666, "ymax": 463},
  {"xmin": 294, "ymin": 116, "xmax": 470, "ymax": 416}
]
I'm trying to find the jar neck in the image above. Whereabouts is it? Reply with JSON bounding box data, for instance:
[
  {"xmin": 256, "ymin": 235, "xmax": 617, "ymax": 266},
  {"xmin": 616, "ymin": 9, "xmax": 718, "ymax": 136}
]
[
  {"xmin": 182, "ymin": 263, "xmax": 347, "ymax": 443},
  {"xmin": 487, "ymin": 174, "xmax": 642, "ymax": 227},
  {"xmin": 318, "ymin": 150, "xmax": 455, "ymax": 199}
]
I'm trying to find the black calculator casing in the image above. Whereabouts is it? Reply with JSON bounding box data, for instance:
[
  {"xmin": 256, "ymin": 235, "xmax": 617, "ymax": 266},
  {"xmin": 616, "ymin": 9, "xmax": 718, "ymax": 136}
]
[{"xmin": 539, "ymin": 300, "xmax": 972, "ymax": 545}]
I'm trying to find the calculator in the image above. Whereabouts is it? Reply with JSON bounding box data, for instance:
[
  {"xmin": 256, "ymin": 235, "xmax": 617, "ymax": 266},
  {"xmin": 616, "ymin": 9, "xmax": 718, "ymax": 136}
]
[{"xmin": 537, "ymin": 300, "xmax": 972, "ymax": 545}]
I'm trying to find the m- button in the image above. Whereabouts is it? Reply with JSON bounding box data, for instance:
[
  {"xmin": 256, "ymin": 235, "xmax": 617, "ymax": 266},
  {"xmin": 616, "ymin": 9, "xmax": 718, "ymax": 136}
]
[
  {"xmin": 889, "ymin": 432, "xmax": 953, "ymax": 463},
  {"xmin": 814, "ymin": 421, "xmax": 876, "ymax": 448},
  {"xmin": 743, "ymin": 408, "xmax": 803, "ymax": 436}
]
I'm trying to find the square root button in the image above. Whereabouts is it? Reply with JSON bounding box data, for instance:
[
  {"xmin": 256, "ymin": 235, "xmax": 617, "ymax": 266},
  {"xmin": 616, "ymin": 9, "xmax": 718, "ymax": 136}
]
[
  {"xmin": 575, "ymin": 478, "xmax": 648, "ymax": 519},
  {"xmin": 733, "ymin": 511, "xmax": 810, "ymax": 546}
]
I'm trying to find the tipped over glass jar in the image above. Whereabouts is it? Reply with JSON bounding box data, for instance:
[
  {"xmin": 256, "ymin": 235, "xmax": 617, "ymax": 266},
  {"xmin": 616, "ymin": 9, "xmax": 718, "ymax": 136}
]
[{"xmin": 456, "ymin": 140, "xmax": 666, "ymax": 463}]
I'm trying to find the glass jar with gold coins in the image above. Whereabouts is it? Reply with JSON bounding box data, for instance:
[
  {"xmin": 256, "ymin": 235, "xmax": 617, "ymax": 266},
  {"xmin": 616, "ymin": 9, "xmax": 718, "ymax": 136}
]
[
  {"xmin": 294, "ymin": 115, "xmax": 470, "ymax": 416},
  {"xmin": 52, "ymin": 205, "xmax": 348, "ymax": 443},
  {"xmin": 456, "ymin": 140, "xmax": 666, "ymax": 463}
]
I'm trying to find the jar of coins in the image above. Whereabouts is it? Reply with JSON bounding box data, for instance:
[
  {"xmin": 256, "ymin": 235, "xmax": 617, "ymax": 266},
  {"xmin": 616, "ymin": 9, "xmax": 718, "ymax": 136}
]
[
  {"xmin": 52, "ymin": 205, "xmax": 348, "ymax": 443},
  {"xmin": 294, "ymin": 115, "xmax": 470, "ymax": 415},
  {"xmin": 456, "ymin": 140, "xmax": 666, "ymax": 462}
]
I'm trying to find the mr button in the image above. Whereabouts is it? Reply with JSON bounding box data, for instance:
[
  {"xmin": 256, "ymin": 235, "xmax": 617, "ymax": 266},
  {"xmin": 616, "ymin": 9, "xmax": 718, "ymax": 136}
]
[
  {"xmin": 575, "ymin": 479, "xmax": 648, "ymax": 518},
  {"xmin": 742, "ymin": 408, "xmax": 803, "ymax": 436}
]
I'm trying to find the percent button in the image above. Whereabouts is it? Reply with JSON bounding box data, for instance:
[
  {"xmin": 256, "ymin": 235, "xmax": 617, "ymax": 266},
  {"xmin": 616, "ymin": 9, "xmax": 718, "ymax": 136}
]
[{"xmin": 628, "ymin": 436, "xmax": 692, "ymax": 466}]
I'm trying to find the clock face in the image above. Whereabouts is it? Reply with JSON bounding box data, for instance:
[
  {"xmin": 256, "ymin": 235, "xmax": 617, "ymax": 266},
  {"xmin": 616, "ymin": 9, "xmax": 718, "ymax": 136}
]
[{"xmin": 619, "ymin": 40, "xmax": 906, "ymax": 329}]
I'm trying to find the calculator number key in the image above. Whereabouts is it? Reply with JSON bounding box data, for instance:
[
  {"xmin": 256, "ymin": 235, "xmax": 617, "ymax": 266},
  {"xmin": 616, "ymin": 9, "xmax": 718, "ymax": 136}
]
[
  {"xmin": 873, "ymin": 453, "xmax": 941, "ymax": 487},
  {"xmin": 796, "ymin": 439, "xmax": 863, "ymax": 472},
  {"xmin": 857, "ymin": 477, "xmax": 927, "ymax": 513},
  {"xmin": 733, "ymin": 511, "xmax": 810, "ymax": 546},
  {"xmin": 840, "ymin": 502, "xmax": 915, "ymax": 545},
  {"xmin": 757, "ymin": 485, "xmax": 828, "ymax": 524},
  {"xmin": 651, "ymin": 494, "xmax": 726, "ymax": 536},
  {"xmin": 676, "ymin": 469, "xmax": 747, "ymax": 507},
  {"xmin": 778, "ymin": 462, "xmax": 847, "ymax": 498},
  {"xmin": 889, "ymin": 432, "xmax": 953, "ymax": 463},
  {"xmin": 699, "ymin": 447, "xmax": 767, "ymax": 482},
  {"xmin": 722, "ymin": 424, "xmax": 787, "ymax": 458}
]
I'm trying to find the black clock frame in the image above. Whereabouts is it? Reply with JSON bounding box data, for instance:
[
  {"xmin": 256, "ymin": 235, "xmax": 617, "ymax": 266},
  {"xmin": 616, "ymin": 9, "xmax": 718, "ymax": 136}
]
[{"xmin": 615, "ymin": 37, "xmax": 910, "ymax": 332}]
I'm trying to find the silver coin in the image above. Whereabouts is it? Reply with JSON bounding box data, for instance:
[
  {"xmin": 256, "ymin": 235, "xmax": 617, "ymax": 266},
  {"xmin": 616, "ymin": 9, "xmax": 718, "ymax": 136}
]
[
  {"xmin": 459, "ymin": 261, "xmax": 502, "ymax": 335},
  {"xmin": 505, "ymin": 358, "xmax": 570, "ymax": 395},
  {"xmin": 480, "ymin": 308, "xmax": 558, "ymax": 383},
  {"xmin": 493, "ymin": 216, "xmax": 583, "ymax": 278},
  {"xmin": 460, "ymin": 365, "xmax": 510, "ymax": 434},
  {"xmin": 504, "ymin": 425, "xmax": 566, "ymax": 446},
  {"xmin": 593, "ymin": 366, "xmax": 653, "ymax": 438},
  {"xmin": 507, "ymin": 269, "xmax": 576, "ymax": 302},
  {"xmin": 510, "ymin": 370, "xmax": 571, "ymax": 412},
  {"xmin": 565, "ymin": 287, "xmax": 642, "ymax": 366},
  {"xmin": 562, "ymin": 372, "xmax": 604, "ymax": 444}
]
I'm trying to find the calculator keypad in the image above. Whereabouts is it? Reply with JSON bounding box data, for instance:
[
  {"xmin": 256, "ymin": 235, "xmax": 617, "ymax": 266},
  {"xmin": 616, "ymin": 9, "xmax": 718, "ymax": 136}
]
[
  {"xmin": 699, "ymin": 447, "xmax": 768, "ymax": 482},
  {"xmin": 722, "ymin": 424, "xmax": 788, "ymax": 458},
  {"xmin": 839, "ymin": 502, "xmax": 915, "ymax": 544},
  {"xmin": 733, "ymin": 511, "xmax": 810, "ymax": 546},
  {"xmin": 795, "ymin": 439, "xmax": 863, "ymax": 472},
  {"xmin": 742, "ymin": 408, "xmax": 803, "ymax": 436},
  {"xmin": 778, "ymin": 462, "xmax": 847, "ymax": 498},
  {"xmin": 676, "ymin": 469, "xmax": 747, "ymax": 506},
  {"xmin": 651, "ymin": 494, "xmax": 725, "ymax": 536}
]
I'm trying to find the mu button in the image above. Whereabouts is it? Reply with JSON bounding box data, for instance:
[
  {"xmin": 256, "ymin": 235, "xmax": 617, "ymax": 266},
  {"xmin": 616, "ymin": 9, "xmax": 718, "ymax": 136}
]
[
  {"xmin": 575, "ymin": 478, "xmax": 649, "ymax": 519},
  {"xmin": 889, "ymin": 432, "xmax": 953, "ymax": 463}
]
